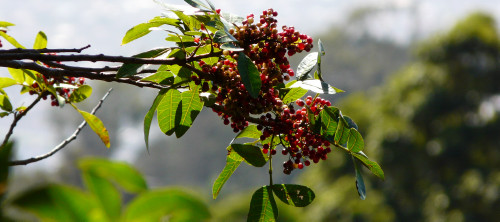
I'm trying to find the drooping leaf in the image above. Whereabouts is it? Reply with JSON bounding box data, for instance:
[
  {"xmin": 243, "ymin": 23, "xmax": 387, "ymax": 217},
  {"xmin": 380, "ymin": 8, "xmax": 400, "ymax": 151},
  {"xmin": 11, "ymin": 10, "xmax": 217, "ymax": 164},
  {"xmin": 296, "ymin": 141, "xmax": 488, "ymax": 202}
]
[
  {"xmin": 271, "ymin": 184, "xmax": 315, "ymax": 207},
  {"xmin": 123, "ymin": 188, "xmax": 210, "ymax": 222},
  {"xmin": 0, "ymin": 94, "xmax": 12, "ymax": 112},
  {"xmin": 33, "ymin": 31, "xmax": 47, "ymax": 49},
  {"xmin": 78, "ymin": 158, "xmax": 148, "ymax": 193},
  {"xmin": 282, "ymin": 87, "xmax": 307, "ymax": 105},
  {"xmin": 175, "ymin": 83, "xmax": 204, "ymax": 138},
  {"xmin": 76, "ymin": 109, "xmax": 110, "ymax": 148},
  {"xmin": 353, "ymin": 157, "xmax": 366, "ymax": 200},
  {"xmin": 10, "ymin": 184, "xmax": 104, "ymax": 221},
  {"xmin": 68, "ymin": 85, "xmax": 92, "ymax": 103},
  {"xmin": 0, "ymin": 77, "xmax": 17, "ymax": 89},
  {"xmin": 289, "ymin": 79, "xmax": 341, "ymax": 94},
  {"xmin": 352, "ymin": 152, "xmax": 385, "ymax": 180},
  {"xmin": 157, "ymin": 89, "xmax": 182, "ymax": 136},
  {"xmin": 212, "ymin": 147, "xmax": 244, "ymax": 199},
  {"xmin": 296, "ymin": 52, "xmax": 318, "ymax": 80},
  {"xmin": 347, "ymin": 128, "xmax": 364, "ymax": 153},
  {"xmin": 0, "ymin": 31, "xmax": 25, "ymax": 48},
  {"xmin": 231, "ymin": 144, "xmax": 267, "ymax": 167},
  {"xmin": 116, "ymin": 48, "xmax": 170, "ymax": 78},
  {"xmin": 247, "ymin": 186, "xmax": 278, "ymax": 222},
  {"xmin": 144, "ymin": 89, "xmax": 168, "ymax": 150},
  {"xmin": 0, "ymin": 112, "xmax": 9, "ymax": 118},
  {"xmin": 238, "ymin": 52, "xmax": 262, "ymax": 99}
]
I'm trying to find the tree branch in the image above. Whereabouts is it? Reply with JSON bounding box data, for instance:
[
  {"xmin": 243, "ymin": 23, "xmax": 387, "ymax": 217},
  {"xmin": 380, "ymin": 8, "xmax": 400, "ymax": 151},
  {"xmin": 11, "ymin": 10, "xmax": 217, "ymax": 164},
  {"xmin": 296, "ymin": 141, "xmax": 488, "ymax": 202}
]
[
  {"xmin": 0, "ymin": 45, "xmax": 91, "ymax": 54},
  {"xmin": 1, "ymin": 92, "xmax": 45, "ymax": 149},
  {"xmin": 9, "ymin": 88, "xmax": 113, "ymax": 166}
]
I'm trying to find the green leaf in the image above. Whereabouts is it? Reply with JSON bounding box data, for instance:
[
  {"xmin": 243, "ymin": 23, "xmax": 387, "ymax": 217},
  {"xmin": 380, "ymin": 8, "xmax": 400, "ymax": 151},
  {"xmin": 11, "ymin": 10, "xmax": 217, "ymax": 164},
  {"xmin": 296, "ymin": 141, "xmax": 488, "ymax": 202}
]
[
  {"xmin": 165, "ymin": 34, "xmax": 195, "ymax": 43},
  {"xmin": 320, "ymin": 107, "xmax": 339, "ymax": 137},
  {"xmin": 122, "ymin": 22, "xmax": 163, "ymax": 45},
  {"xmin": 157, "ymin": 89, "xmax": 182, "ymax": 136},
  {"xmin": 212, "ymin": 146, "xmax": 244, "ymax": 199},
  {"xmin": 0, "ymin": 142, "xmax": 13, "ymax": 199},
  {"xmin": 0, "ymin": 112, "xmax": 9, "ymax": 118},
  {"xmin": 289, "ymin": 79, "xmax": 341, "ymax": 94},
  {"xmin": 0, "ymin": 94, "xmax": 12, "ymax": 112},
  {"xmin": 353, "ymin": 157, "xmax": 366, "ymax": 200},
  {"xmin": 220, "ymin": 42, "xmax": 244, "ymax": 51},
  {"xmin": 8, "ymin": 68, "xmax": 35, "ymax": 85},
  {"xmin": 231, "ymin": 144, "xmax": 267, "ymax": 167},
  {"xmin": 0, "ymin": 77, "xmax": 17, "ymax": 88},
  {"xmin": 184, "ymin": 0, "xmax": 210, "ymax": 10},
  {"xmin": 123, "ymin": 188, "xmax": 210, "ymax": 222},
  {"xmin": 33, "ymin": 31, "xmax": 47, "ymax": 49},
  {"xmin": 0, "ymin": 31, "xmax": 25, "ymax": 48},
  {"xmin": 196, "ymin": 45, "xmax": 222, "ymax": 65},
  {"xmin": 142, "ymin": 71, "xmax": 175, "ymax": 85},
  {"xmin": 69, "ymin": 85, "xmax": 92, "ymax": 103},
  {"xmin": 235, "ymin": 125, "xmax": 263, "ymax": 140},
  {"xmin": 282, "ymin": 87, "xmax": 307, "ymax": 105},
  {"xmin": 271, "ymin": 184, "xmax": 315, "ymax": 207},
  {"xmin": 11, "ymin": 184, "xmax": 104, "ymax": 221},
  {"xmin": 347, "ymin": 128, "xmax": 364, "ymax": 153},
  {"xmin": 213, "ymin": 30, "xmax": 237, "ymax": 43},
  {"xmin": 81, "ymin": 168, "xmax": 121, "ymax": 220},
  {"xmin": 76, "ymin": 109, "xmax": 110, "ymax": 148},
  {"xmin": 144, "ymin": 89, "xmax": 168, "ymax": 150},
  {"xmin": 318, "ymin": 39, "xmax": 325, "ymax": 56},
  {"xmin": 247, "ymin": 186, "xmax": 278, "ymax": 222},
  {"xmin": 205, "ymin": 0, "xmax": 216, "ymax": 10},
  {"xmin": 78, "ymin": 158, "xmax": 148, "ymax": 193},
  {"xmin": 116, "ymin": 48, "xmax": 170, "ymax": 78},
  {"xmin": 175, "ymin": 84, "xmax": 204, "ymax": 138},
  {"xmin": 352, "ymin": 152, "xmax": 385, "ymax": 180},
  {"xmin": 221, "ymin": 12, "xmax": 244, "ymax": 26},
  {"xmin": 296, "ymin": 52, "xmax": 318, "ymax": 81},
  {"xmin": 0, "ymin": 21, "xmax": 15, "ymax": 28},
  {"xmin": 238, "ymin": 52, "xmax": 262, "ymax": 99},
  {"xmin": 334, "ymin": 116, "xmax": 350, "ymax": 146},
  {"xmin": 173, "ymin": 10, "xmax": 202, "ymax": 31},
  {"xmin": 148, "ymin": 16, "xmax": 181, "ymax": 28},
  {"xmin": 343, "ymin": 115, "xmax": 358, "ymax": 130}
]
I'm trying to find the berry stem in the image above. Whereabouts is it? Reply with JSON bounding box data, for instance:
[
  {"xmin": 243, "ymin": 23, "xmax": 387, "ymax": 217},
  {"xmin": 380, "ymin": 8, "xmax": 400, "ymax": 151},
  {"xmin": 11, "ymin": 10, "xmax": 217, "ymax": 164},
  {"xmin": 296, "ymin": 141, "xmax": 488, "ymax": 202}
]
[{"xmin": 268, "ymin": 133, "xmax": 274, "ymax": 186}]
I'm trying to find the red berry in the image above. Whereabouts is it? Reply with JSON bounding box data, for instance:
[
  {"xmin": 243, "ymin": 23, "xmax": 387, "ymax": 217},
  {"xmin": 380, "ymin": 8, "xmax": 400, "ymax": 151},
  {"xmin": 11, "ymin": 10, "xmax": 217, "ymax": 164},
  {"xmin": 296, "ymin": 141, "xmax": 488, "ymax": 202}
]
[
  {"xmin": 297, "ymin": 162, "xmax": 304, "ymax": 169},
  {"xmin": 262, "ymin": 148, "xmax": 269, "ymax": 154}
]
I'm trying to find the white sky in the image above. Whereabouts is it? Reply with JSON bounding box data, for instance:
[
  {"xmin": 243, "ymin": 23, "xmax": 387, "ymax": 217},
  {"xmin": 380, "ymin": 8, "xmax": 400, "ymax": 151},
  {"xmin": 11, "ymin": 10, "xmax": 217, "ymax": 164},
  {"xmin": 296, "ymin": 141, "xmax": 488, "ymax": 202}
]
[{"xmin": 1, "ymin": 0, "xmax": 499, "ymax": 170}]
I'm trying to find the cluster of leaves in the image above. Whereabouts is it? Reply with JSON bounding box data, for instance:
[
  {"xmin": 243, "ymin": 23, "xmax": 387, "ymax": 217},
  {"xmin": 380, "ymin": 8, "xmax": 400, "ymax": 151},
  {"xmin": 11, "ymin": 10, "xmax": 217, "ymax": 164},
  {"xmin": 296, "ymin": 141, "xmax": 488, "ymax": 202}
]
[
  {"xmin": 122, "ymin": 1, "xmax": 384, "ymax": 221},
  {"xmin": 2, "ymin": 157, "xmax": 210, "ymax": 221}
]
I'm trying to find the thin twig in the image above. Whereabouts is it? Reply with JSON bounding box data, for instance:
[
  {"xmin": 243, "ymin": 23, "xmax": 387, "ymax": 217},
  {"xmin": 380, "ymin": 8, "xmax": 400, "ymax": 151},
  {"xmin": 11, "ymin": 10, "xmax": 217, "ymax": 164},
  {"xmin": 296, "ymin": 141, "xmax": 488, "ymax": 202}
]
[
  {"xmin": 1, "ymin": 93, "xmax": 45, "ymax": 149},
  {"xmin": 9, "ymin": 88, "xmax": 113, "ymax": 166},
  {"xmin": 0, "ymin": 45, "xmax": 91, "ymax": 54}
]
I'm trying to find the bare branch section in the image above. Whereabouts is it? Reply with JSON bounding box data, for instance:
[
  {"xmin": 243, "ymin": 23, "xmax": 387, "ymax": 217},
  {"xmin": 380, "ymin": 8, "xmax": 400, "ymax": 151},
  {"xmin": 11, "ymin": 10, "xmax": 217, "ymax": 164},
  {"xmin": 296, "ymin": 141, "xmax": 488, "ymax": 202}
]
[
  {"xmin": 9, "ymin": 88, "xmax": 113, "ymax": 166},
  {"xmin": 0, "ymin": 47, "xmax": 222, "ymax": 89},
  {"xmin": 1, "ymin": 93, "xmax": 46, "ymax": 149}
]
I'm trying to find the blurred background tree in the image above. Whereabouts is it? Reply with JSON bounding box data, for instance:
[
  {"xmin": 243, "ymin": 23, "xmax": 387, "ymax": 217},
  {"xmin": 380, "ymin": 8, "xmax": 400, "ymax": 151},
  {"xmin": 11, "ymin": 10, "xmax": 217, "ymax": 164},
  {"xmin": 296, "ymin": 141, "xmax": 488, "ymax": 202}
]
[{"xmin": 295, "ymin": 12, "xmax": 500, "ymax": 222}]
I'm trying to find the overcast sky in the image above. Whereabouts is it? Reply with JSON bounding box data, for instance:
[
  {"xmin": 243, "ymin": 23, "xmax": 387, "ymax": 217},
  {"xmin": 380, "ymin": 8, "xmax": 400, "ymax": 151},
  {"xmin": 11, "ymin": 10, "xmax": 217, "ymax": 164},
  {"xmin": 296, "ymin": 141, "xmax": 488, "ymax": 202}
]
[{"xmin": 1, "ymin": 0, "xmax": 499, "ymax": 170}]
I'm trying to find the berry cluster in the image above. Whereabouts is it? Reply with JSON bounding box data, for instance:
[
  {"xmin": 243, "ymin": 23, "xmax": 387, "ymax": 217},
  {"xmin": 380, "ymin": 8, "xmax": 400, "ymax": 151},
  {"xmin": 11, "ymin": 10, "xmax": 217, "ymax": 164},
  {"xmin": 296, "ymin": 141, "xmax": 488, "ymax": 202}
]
[
  {"xmin": 196, "ymin": 9, "xmax": 334, "ymax": 173},
  {"xmin": 28, "ymin": 56, "xmax": 86, "ymax": 106}
]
